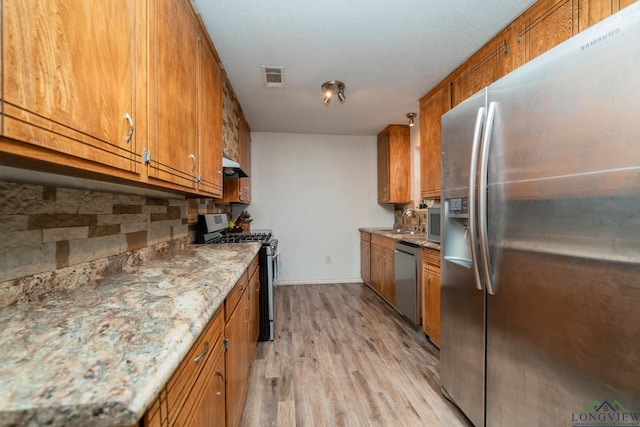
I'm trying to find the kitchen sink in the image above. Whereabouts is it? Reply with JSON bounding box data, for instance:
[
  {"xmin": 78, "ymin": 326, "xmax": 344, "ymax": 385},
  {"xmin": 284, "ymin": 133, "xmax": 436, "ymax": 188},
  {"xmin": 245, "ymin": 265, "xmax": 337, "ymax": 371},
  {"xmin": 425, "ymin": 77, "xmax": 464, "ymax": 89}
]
[{"xmin": 379, "ymin": 228, "xmax": 422, "ymax": 235}]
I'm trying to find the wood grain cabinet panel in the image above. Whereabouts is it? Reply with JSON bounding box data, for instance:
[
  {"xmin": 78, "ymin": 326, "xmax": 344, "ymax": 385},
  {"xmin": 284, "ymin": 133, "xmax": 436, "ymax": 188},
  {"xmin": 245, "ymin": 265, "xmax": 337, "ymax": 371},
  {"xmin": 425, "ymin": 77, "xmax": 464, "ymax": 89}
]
[
  {"xmin": 578, "ymin": 0, "xmax": 637, "ymax": 31},
  {"xmin": 452, "ymin": 42, "xmax": 505, "ymax": 107},
  {"xmin": 248, "ymin": 257, "xmax": 260, "ymax": 363},
  {"xmin": 360, "ymin": 232, "xmax": 371, "ymax": 285},
  {"xmin": 419, "ymin": 83, "xmax": 451, "ymax": 200},
  {"xmin": 517, "ymin": 0, "xmax": 576, "ymax": 62},
  {"xmin": 421, "ymin": 248, "xmax": 441, "ymax": 346},
  {"xmin": 222, "ymin": 116, "xmax": 251, "ymax": 203},
  {"xmin": 188, "ymin": 338, "xmax": 226, "ymax": 427},
  {"xmin": 148, "ymin": 0, "xmax": 199, "ymax": 191},
  {"xmin": 382, "ymin": 247, "xmax": 396, "ymax": 305},
  {"xmin": 143, "ymin": 308, "xmax": 224, "ymax": 427},
  {"xmin": 225, "ymin": 283, "xmax": 250, "ymax": 427},
  {"xmin": 370, "ymin": 244, "xmax": 383, "ymax": 294},
  {"xmin": 198, "ymin": 40, "xmax": 224, "ymax": 198},
  {"xmin": 369, "ymin": 234, "xmax": 396, "ymax": 306},
  {"xmin": 377, "ymin": 125, "xmax": 410, "ymax": 204},
  {"xmin": 2, "ymin": 0, "xmax": 142, "ymax": 176}
]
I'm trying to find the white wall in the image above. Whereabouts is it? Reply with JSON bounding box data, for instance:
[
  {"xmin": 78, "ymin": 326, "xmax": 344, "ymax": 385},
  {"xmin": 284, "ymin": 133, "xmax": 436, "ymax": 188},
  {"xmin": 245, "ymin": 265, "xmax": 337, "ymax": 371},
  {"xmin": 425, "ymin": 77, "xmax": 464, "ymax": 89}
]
[{"xmin": 249, "ymin": 132, "xmax": 394, "ymax": 285}]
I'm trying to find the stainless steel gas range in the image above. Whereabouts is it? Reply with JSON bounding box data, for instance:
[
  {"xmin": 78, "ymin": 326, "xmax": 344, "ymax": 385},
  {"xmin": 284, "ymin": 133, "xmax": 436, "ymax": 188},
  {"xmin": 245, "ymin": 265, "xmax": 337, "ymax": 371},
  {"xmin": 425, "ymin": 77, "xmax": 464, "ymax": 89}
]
[{"xmin": 196, "ymin": 213, "xmax": 279, "ymax": 341}]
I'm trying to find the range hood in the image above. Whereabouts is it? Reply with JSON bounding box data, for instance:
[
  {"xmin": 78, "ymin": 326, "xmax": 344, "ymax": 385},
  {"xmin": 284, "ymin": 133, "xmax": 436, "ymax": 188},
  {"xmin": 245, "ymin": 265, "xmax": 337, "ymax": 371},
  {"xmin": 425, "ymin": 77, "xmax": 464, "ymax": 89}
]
[{"xmin": 222, "ymin": 157, "xmax": 248, "ymax": 178}]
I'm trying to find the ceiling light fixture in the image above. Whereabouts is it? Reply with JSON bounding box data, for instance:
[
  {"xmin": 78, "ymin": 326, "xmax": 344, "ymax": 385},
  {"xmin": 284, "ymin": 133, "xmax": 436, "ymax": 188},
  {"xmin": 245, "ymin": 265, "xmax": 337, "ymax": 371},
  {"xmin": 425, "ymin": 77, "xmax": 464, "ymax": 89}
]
[
  {"xmin": 321, "ymin": 80, "xmax": 346, "ymax": 106},
  {"xmin": 406, "ymin": 112, "xmax": 417, "ymax": 127}
]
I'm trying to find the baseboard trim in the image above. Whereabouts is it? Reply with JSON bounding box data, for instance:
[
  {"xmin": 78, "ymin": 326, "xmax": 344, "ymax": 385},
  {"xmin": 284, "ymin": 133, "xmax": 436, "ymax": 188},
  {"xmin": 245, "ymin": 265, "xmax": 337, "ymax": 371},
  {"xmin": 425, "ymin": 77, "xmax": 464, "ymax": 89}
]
[{"xmin": 276, "ymin": 278, "xmax": 364, "ymax": 286}]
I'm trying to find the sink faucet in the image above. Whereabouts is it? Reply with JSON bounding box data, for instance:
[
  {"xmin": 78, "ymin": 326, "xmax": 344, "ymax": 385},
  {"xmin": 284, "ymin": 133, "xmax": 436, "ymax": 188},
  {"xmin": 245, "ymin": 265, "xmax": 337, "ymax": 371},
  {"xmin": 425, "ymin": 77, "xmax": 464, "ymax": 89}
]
[{"xmin": 402, "ymin": 208, "xmax": 420, "ymax": 231}]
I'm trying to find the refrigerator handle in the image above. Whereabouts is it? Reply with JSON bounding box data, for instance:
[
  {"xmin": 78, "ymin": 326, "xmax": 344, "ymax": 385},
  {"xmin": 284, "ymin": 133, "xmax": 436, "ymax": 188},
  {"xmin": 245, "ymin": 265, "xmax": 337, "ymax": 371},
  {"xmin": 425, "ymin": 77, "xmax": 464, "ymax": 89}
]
[
  {"xmin": 479, "ymin": 101, "xmax": 497, "ymax": 295},
  {"xmin": 468, "ymin": 107, "xmax": 486, "ymax": 291}
]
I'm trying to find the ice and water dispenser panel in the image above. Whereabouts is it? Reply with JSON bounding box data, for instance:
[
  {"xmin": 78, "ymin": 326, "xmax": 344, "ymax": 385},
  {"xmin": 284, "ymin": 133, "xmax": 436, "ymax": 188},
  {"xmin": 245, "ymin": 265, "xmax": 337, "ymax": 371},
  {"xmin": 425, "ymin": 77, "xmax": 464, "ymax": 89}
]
[{"xmin": 444, "ymin": 197, "xmax": 472, "ymax": 268}]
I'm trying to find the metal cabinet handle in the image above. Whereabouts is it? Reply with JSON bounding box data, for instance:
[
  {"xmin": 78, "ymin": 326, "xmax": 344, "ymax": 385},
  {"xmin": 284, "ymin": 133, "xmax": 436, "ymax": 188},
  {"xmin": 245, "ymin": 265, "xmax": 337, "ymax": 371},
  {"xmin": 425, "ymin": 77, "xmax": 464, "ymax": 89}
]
[
  {"xmin": 124, "ymin": 113, "xmax": 134, "ymax": 143},
  {"xmin": 193, "ymin": 341, "xmax": 209, "ymax": 363},
  {"xmin": 189, "ymin": 154, "xmax": 196, "ymax": 172},
  {"xmin": 216, "ymin": 370, "xmax": 224, "ymax": 397}
]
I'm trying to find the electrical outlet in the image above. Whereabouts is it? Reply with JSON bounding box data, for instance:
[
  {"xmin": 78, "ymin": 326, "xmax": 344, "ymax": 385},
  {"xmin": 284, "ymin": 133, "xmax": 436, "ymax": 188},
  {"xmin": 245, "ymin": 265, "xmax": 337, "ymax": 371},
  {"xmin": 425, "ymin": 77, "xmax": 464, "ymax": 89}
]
[{"xmin": 325, "ymin": 255, "xmax": 332, "ymax": 263}]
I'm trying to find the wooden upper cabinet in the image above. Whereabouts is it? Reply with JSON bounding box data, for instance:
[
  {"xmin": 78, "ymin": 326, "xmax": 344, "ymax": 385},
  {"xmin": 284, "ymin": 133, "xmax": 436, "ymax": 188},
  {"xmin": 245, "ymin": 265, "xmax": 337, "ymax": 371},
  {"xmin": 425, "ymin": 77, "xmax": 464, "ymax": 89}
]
[
  {"xmin": 222, "ymin": 116, "xmax": 252, "ymax": 203},
  {"xmin": 516, "ymin": 0, "xmax": 577, "ymax": 62},
  {"xmin": 577, "ymin": 0, "xmax": 637, "ymax": 31},
  {"xmin": 198, "ymin": 40, "xmax": 224, "ymax": 198},
  {"xmin": 377, "ymin": 125, "xmax": 410, "ymax": 204},
  {"xmin": 452, "ymin": 42, "xmax": 505, "ymax": 107},
  {"xmin": 420, "ymin": 82, "xmax": 451, "ymax": 200},
  {"xmin": 148, "ymin": 0, "xmax": 199, "ymax": 191},
  {"xmin": 2, "ymin": 0, "xmax": 142, "ymax": 176}
]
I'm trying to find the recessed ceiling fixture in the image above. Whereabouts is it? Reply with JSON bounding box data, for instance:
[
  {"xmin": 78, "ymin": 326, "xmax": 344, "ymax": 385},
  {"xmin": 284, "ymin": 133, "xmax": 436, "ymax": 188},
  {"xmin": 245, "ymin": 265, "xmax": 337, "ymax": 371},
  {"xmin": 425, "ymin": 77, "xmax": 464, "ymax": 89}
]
[
  {"xmin": 321, "ymin": 80, "xmax": 346, "ymax": 106},
  {"xmin": 406, "ymin": 112, "xmax": 417, "ymax": 127}
]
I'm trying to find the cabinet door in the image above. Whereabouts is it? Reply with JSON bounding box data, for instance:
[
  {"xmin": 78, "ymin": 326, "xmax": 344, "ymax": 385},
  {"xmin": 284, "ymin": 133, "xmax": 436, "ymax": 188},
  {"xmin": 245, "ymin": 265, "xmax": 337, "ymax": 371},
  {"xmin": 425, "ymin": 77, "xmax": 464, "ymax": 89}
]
[
  {"xmin": 248, "ymin": 267, "xmax": 260, "ymax": 362},
  {"xmin": 452, "ymin": 42, "xmax": 504, "ymax": 107},
  {"xmin": 198, "ymin": 40, "xmax": 223, "ymax": 197},
  {"xmin": 426, "ymin": 263, "xmax": 441, "ymax": 346},
  {"xmin": 370, "ymin": 244, "xmax": 382, "ymax": 293},
  {"xmin": 377, "ymin": 130, "xmax": 391, "ymax": 202},
  {"xmin": 148, "ymin": 0, "xmax": 199, "ymax": 190},
  {"xmin": 420, "ymin": 83, "xmax": 451, "ymax": 199},
  {"xmin": 360, "ymin": 239, "xmax": 371, "ymax": 284},
  {"xmin": 238, "ymin": 117, "xmax": 252, "ymax": 203},
  {"xmin": 421, "ymin": 262, "xmax": 430, "ymax": 337},
  {"xmin": 221, "ymin": 116, "xmax": 251, "ymax": 202},
  {"xmin": 225, "ymin": 291, "xmax": 250, "ymax": 427},
  {"xmin": 3, "ymin": 0, "xmax": 140, "ymax": 174},
  {"xmin": 190, "ymin": 339, "xmax": 226, "ymax": 427},
  {"xmin": 517, "ymin": 0, "xmax": 576, "ymax": 62},
  {"xmin": 618, "ymin": 0, "xmax": 637, "ymax": 9},
  {"xmin": 382, "ymin": 248, "xmax": 395, "ymax": 305}
]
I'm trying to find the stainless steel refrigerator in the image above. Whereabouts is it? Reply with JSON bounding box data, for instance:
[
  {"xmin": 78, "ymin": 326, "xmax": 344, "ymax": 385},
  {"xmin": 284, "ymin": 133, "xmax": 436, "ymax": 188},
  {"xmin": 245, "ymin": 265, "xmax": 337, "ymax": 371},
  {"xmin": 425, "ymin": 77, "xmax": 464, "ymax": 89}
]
[{"xmin": 440, "ymin": 4, "xmax": 640, "ymax": 426}]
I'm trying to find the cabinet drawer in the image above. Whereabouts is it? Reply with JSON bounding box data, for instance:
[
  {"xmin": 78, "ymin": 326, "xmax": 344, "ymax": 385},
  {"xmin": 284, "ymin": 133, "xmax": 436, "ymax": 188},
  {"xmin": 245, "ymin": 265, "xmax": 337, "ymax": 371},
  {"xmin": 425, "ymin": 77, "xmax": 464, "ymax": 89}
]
[
  {"xmin": 225, "ymin": 272, "xmax": 248, "ymax": 322},
  {"xmin": 371, "ymin": 234, "xmax": 395, "ymax": 251},
  {"xmin": 145, "ymin": 307, "xmax": 223, "ymax": 426},
  {"xmin": 248, "ymin": 254, "xmax": 259, "ymax": 282},
  {"xmin": 422, "ymin": 247, "xmax": 440, "ymax": 266}
]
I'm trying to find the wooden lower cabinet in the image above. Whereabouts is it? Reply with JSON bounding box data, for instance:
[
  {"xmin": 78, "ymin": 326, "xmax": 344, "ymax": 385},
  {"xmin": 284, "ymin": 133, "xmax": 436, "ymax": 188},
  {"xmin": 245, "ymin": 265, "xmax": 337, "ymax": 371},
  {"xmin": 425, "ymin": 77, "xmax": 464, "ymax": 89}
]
[
  {"xmin": 189, "ymin": 341, "xmax": 226, "ymax": 427},
  {"xmin": 248, "ymin": 256, "xmax": 260, "ymax": 363},
  {"xmin": 421, "ymin": 248, "xmax": 441, "ymax": 346},
  {"xmin": 360, "ymin": 232, "xmax": 371, "ymax": 284},
  {"xmin": 369, "ymin": 234, "xmax": 396, "ymax": 306},
  {"xmin": 370, "ymin": 244, "xmax": 383, "ymax": 294},
  {"xmin": 224, "ymin": 280, "xmax": 250, "ymax": 427},
  {"xmin": 143, "ymin": 254, "xmax": 259, "ymax": 427},
  {"xmin": 143, "ymin": 308, "xmax": 224, "ymax": 427},
  {"xmin": 382, "ymin": 248, "xmax": 396, "ymax": 305}
]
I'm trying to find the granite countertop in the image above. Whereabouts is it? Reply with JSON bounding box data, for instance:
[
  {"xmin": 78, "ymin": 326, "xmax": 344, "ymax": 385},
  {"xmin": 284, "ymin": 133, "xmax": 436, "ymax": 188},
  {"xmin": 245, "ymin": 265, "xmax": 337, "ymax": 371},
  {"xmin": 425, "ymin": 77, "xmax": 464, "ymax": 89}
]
[
  {"xmin": 0, "ymin": 243, "xmax": 261, "ymax": 427},
  {"xmin": 360, "ymin": 227, "xmax": 441, "ymax": 251}
]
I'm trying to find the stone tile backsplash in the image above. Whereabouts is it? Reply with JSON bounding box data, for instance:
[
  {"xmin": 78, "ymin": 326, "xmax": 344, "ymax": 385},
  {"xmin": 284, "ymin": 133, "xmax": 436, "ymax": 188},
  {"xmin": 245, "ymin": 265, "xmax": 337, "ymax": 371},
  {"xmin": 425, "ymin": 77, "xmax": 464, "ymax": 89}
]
[{"xmin": 0, "ymin": 181, "xmax": 189, "ymax": 285}]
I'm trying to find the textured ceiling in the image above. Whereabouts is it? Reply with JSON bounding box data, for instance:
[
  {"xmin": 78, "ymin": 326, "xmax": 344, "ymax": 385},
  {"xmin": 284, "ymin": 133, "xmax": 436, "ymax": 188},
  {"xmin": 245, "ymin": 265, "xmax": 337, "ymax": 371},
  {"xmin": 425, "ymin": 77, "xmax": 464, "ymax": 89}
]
[{"xmin": 193, "ymin": 0, "xmax": 537, "ymax": 136}]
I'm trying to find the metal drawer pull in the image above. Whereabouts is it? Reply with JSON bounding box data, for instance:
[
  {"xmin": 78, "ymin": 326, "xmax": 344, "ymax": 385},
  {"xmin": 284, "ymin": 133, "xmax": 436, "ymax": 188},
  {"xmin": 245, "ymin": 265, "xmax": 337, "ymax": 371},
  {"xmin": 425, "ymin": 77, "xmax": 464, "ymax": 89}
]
[
  {"xmin": 216, "ymin": 370, "xmax": 224, "ymax": 397},
  {"xmin": 189, "ymin": 154, "xmax": 196, "ymax": 172},
  {"xmin": 124, "ymin": 113, "xmax": 134, "ymax": 143},
  {"xmin": 193, "ymin": 341, "xmax": 209, "ymax": 363}
]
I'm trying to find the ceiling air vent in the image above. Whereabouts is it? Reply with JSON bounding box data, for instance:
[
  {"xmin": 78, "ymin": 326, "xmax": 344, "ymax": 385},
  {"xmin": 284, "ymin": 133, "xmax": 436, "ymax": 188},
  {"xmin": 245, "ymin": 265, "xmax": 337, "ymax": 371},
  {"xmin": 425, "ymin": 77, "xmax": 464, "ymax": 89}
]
[{"xmin": 262, "ymin": 66, "xmax": 284, "ymax": 88}]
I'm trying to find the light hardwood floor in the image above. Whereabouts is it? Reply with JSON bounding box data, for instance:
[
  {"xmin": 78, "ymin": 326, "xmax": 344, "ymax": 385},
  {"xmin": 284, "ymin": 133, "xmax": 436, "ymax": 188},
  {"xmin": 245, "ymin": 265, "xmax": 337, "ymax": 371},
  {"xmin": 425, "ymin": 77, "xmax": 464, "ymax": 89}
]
[{"xmin": 240, "ymin": 283, "xmax": 472, "ymax": 427}]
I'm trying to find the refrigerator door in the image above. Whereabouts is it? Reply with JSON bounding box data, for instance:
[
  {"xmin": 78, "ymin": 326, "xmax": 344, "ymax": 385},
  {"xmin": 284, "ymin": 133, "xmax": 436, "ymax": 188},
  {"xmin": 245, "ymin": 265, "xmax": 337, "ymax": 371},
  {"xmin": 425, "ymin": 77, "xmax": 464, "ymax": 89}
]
[
  {"xmin": 440, "ymin": 89, "xmax": 487, "ymax": 427},
  {"xmin": 484, "ymin": 4, "xmax": 640, "ymax": 425}
]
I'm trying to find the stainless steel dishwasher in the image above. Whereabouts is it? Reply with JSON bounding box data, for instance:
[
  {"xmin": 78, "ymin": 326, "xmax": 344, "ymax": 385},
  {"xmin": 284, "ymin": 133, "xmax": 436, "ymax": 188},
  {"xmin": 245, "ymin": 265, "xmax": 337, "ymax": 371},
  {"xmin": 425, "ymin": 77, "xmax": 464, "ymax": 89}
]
[{"xmin": 394, "ymin": 241, "xmax": 421, "ymax": 327}]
